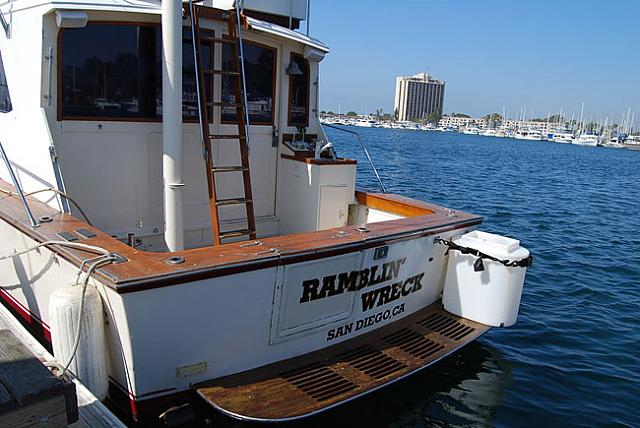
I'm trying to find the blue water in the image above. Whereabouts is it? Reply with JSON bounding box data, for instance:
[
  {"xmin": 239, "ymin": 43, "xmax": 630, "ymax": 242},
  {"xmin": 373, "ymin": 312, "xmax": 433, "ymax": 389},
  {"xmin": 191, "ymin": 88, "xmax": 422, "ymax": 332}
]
[
  {"xmin": 306, "ymin": 128, "xmax": 638, "ymax": 428},
  {"xmin": 208, "ymin": 128, "xmax": 638, "ymax": 428}
]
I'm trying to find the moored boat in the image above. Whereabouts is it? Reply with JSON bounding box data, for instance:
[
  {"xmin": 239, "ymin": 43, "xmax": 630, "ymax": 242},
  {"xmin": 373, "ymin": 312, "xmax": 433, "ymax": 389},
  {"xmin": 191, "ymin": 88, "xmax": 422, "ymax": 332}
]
[
  {"xmin": 572, "ymin": 133, "xmax": 599, "ymax": 147},
  {"xmin": 0, "ymin": 0, "xmax": 532, "ymax": 424}
]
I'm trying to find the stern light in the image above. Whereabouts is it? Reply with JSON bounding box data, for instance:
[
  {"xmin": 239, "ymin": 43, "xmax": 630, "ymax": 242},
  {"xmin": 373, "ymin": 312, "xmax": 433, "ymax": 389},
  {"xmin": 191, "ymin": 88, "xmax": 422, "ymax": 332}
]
[{"xmin": 56, "ymin": 10, "xmax": 88, "ymax": 28}]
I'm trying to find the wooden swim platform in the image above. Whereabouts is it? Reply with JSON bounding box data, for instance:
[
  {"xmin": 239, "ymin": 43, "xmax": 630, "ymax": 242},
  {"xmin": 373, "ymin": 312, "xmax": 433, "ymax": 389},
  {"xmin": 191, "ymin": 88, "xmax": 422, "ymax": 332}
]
[{"xmin": 195, "ymin": 302, "xmax": 490, "ymax": 422}]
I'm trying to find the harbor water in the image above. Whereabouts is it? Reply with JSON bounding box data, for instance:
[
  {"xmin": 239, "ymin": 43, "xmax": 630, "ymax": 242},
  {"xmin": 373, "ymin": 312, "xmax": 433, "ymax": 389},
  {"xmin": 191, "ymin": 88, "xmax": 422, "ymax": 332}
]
[
  {"xmin": 312, "ymin": 129, "xmax": 637, "ymax": 427},
  {"xmin": 216, "ymin": 128, "xmax": 639, "ymax": 428}
]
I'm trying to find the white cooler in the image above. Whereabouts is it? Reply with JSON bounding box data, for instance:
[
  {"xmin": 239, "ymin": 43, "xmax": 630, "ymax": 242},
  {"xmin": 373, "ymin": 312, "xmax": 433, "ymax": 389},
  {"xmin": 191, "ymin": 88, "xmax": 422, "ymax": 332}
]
[{"xmin": 442, "ymin": 231, "xmax": 530, "ymax": 327}]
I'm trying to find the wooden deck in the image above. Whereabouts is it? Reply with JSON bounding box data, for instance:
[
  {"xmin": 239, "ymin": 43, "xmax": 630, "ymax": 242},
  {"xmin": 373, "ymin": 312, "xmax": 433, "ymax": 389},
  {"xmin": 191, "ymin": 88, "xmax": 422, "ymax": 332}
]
[
  {"xmin": 0, "ymin": 179, "xmax": 482, "ymax": 295},
  {"xmin": 0, "ymin": 304, "xmax": 126, "ymax": 428},
  {"xmin": 0, "ymin": 330, "xmax": 76, "ymax": 427},
  {"xmin": 195, "ymin": 302, "xmax": 489, "ymax": 422}
]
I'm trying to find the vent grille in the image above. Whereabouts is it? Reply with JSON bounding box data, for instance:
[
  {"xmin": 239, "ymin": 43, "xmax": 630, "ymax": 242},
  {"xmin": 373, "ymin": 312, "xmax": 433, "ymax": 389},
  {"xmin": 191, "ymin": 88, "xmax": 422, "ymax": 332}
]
[
  {"xmin": 382, "ymin": 328, "xmax": 444, "ymax": 360},
  {"xmin": 338, "ymin": 345, "xmax": 406, "ymax": 380},
  {"xmin": 418, "ymin": 313, "xmax": 475, "ymax": 340},
  {"xmin": 280, "ymin": 363, "xmax": 357, "ymax": 402}
]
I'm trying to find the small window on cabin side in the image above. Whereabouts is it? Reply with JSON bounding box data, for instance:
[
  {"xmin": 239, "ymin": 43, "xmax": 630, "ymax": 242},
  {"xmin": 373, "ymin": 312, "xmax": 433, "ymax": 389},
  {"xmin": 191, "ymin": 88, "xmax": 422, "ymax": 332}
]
[
  {"xmin": 59, "ymin": 23, "xmax": 213, "ymax": 120},
  {"xmin": 287, "ymin": 53, "xmax": 309, "ymax": 127},
  {"xmin": 221, "ymin": 42, "xmax": 275, "ymax": 125},
  {"xmin": 0, "ymin": 50, "xmax": 12, "ymax": 113}
]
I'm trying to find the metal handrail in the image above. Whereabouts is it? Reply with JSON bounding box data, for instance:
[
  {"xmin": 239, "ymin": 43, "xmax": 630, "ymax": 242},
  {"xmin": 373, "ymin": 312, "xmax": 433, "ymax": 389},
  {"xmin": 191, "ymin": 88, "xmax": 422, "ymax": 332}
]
[
  {"xmin": 0, "ymin": 140, "xmax": 38, "ymax": 227},
  {"xmin": 235, "ymin": 0, "xmax": 252, "ymax": 151},
  {"xmin": 0, "ymin": 9, "xmax": 9, "ymax": 38},
  {"xmin": 187, "ymin": 0, "xmax": 207, "ymax": 160},
  {"xmin": 320, "ymin": 123, "xmax": 387, "ymax": 193}
]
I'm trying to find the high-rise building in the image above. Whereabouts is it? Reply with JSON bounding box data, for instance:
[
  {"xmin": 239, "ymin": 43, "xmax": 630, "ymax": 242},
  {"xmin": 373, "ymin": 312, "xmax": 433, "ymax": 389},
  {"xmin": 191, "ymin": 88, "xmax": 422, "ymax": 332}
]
[{"xmin": 394, "ymin": 73, "xmax": 445, "ymax": 122}]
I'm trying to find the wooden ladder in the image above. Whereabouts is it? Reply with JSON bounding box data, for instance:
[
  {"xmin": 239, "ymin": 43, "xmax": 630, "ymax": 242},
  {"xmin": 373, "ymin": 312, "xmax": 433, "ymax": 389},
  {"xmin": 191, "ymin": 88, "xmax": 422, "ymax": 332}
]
[{"xmin": 189, "ymin": 4, "xmax": 256, "ymax": 245}]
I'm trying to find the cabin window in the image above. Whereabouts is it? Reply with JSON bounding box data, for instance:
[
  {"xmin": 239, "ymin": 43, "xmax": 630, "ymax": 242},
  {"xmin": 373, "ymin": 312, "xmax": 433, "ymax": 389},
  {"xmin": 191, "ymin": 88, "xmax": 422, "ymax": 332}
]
[
  {"xmin": 287, "ymin": 53, "xmax": 309, "ymax": 126},
  {"xmin": 0, "ymin": 50, "xmax": 11, "ymax": 113},
  {"xmin": 59, "ymin": 23, "xmax": 213, "ymax": 120},
  {"xmin": 221, "ymin": 41, "xmax": 275, "ymax": 124}
]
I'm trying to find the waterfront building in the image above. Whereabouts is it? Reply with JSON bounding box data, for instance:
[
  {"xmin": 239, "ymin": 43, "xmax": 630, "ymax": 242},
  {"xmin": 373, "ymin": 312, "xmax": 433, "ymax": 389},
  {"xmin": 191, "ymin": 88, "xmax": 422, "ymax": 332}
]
[
  {"xmin": 439, "ymin": 116, "xmax": 481, "ymax": 129},
  {"xmin": 394, "ymin": 73, "xmax": 445, "ymax": 122}
]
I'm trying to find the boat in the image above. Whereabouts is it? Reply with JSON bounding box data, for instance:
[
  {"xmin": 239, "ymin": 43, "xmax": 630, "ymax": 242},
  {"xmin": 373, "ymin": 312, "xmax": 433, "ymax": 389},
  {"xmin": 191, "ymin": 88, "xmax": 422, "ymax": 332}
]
[
  {"xmin": 622, "ymin": 135, "xmax": 640, "ymax": 150},
  {"xmin": 551, "ymin": 131, "xmax": 574, "ymax": 144},
  {"xmin": 354, "ymin": 119, "xmax": 375, "ymax": 127},
  {"xmin": 0, "ymin": 0, "xmax": 531, "ymax": 424},
  {"xmin": 514, "ymin": 129, "xmax": 543, "ymax": 141},
  {"xmin": 481, "ymin": 129, "xmax": 498, "ymax": 137},
  {"xmin": 600, "ymin": 136, "xmax": 624, "ymax": 149},
  {"xmin": 572, "ymin": 134, "xmax": 599, "ymax": 147},
  {"xmin": 462, "ymin": 126, "xmax": 481, "ymax": 135}
]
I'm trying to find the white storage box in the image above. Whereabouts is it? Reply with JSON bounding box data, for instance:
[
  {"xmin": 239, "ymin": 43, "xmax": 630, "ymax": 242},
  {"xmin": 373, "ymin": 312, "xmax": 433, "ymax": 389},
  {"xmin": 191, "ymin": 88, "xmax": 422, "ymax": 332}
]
[{"xmin": 442, "ymin": 231, "xmax": 530, "ymax": 327}]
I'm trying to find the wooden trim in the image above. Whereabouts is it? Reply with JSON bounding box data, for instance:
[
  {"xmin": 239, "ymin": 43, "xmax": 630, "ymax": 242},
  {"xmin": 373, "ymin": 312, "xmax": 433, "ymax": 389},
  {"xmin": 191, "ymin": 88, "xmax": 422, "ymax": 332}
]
[
  {"xmin": 220, "ymin": 39, "xmax": 277, "ymax": 126},
  {"xmin": 286, "ymin": 52, "xmax": 310, "ymax": 128},
  {"xmin": 190, "ymin": 5, "xmax": 230, "ymax": 22},
  {"xmin": 280, "ymin": 154, "xmax": 357, "ymax": 165},
  {"xmin": 355, "ymin": 191, "xmax": 437, "ymax": 217},
  {"xmin": 0, "ymin": 181, "xmax": 481, "ymax": 295}
]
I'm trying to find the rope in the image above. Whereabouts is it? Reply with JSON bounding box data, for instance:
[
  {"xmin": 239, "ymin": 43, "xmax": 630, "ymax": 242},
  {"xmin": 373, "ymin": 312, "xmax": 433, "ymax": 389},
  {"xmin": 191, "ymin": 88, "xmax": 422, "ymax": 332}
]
[
  {"xmin": 62, "ymin": 254, "xmax": 116, "ymax": 376},
  {"xmin": 0, "ymin": 240, "xmax": 110, "ymax": 262},
  {"xmin": 435, "ymin": 237, "xmax": 533, "ymax": 271},
  {"xmin": 0, "ymin": 240, "xmax": 115, "ymax": 377}
]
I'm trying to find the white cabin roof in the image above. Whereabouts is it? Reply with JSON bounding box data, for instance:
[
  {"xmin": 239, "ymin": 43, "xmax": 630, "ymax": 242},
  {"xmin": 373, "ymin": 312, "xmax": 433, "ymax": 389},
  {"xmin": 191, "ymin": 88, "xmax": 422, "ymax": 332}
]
[
  {"xmin": 0, "ymin": 0, "xmax": 329, "ymax": 52},
  {"xmin": 246, "ymin": 16, "xmax": 328, "ymax": 53}
]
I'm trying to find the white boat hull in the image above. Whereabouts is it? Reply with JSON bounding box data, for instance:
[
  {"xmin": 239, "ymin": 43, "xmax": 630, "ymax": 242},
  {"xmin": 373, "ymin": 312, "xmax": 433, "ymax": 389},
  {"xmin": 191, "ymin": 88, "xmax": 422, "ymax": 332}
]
[{"xmin": 0, "ymin": 204, "xmax": 475, "ymax": 420}]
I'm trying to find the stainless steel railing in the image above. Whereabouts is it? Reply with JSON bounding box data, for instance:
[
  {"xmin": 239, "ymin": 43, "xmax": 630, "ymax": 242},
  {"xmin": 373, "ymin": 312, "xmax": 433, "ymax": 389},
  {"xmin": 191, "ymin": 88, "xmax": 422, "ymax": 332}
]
[
  {"xmin": 0, "ymin": 140, "xmax": 38, "ymax": 227},
  {"xmin": 320, "ymin": 122, "xmax": 387, "ymax": 193}
]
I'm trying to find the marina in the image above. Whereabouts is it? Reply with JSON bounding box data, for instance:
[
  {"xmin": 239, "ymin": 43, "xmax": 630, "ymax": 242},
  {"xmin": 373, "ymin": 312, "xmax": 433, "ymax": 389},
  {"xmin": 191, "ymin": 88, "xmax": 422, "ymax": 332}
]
[
  {"xmin": 320, "ymin": 126, "xmax": 639, "ymax": 427},
  {"xmin": 0, "ymin": 0, "xmax": 637, "ymax": 426},
  {"xmin": 0, "ymin": 0, "xmax": 535, "ymax": 426},
  {"xmin": 320, "ymin": 114, "xmax": 640, "ymax": 150}
]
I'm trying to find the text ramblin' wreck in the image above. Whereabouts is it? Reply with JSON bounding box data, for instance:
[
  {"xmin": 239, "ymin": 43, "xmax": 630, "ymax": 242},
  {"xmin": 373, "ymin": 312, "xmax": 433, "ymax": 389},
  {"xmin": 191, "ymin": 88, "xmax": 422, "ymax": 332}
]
[{"xmin": 299, "ymin": 257, "xmax": 426, "ymax": 311}]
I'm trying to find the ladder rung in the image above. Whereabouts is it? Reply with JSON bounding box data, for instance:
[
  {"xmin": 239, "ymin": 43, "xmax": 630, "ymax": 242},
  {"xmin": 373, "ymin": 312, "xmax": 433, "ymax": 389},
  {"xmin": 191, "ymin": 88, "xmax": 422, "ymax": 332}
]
[
  {"xmin": 220, "ymin": 228, "xmax": 256, "ymax": 239},
  {"xmin": 216, "ymin": 198, "xmax": 252, "ymax": 207},
  {"xmin": 209, "ymin": 134, "xmax": 246, "ymax": 140},
  {"xmin": 201, "ymin": 36, "xmax": 236, "ymax": 44},
  {"xmin": 211, "ymin": 166, "xmax": 248, "ymax": 173},
  {"xmin": 206, "ymin": 101, "xmax": 242, "ymax": 108},
  {"xmin": 204, "ymin": 69, "xmax": 240, "ymax": 76}
]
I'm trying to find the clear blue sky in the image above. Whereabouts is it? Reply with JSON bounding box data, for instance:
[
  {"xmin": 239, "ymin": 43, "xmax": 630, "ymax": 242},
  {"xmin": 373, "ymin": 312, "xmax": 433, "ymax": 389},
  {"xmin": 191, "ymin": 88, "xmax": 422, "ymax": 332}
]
[{"xmin": 308, "ymin": 0, "xmax": 640, "ymax": 123}]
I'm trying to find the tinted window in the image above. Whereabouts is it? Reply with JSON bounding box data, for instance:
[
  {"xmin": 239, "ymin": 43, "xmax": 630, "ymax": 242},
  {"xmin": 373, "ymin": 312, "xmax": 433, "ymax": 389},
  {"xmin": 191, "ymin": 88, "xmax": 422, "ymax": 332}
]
[
  {"xmin": 182, "ymin": 28, "xmax": 214, "ymax": 119},
  {"xmin": 287, "ymin": 53, "xmax": 309, "ymax": 126},
  {"xmin": 0, "ymin": 50, "xmax": 12, "ymax": 113},
  {"xmin": 60, "ymin": 24, "xmax": 212, "ymax": 120},
  {"xmin": 221, "ymin": 42, "xmax": 275, "ymax": 124}
]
